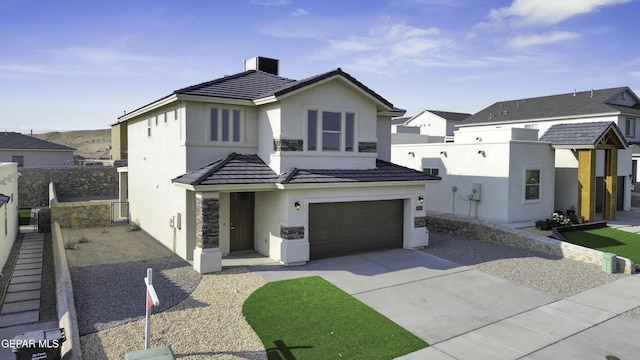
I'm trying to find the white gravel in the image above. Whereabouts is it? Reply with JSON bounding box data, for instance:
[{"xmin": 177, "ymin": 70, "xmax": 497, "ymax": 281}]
[
  {"xmin": 425, "ymin": 232, "xmax": 629, "ymax": 298},
  {"xmin": 80, "ymin": 267, "xmax": 267, "ymax": 360}
]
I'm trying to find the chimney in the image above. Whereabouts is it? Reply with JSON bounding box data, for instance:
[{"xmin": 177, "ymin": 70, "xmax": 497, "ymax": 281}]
[{"xmin": 244, "ymin": 56, "xmax": 279, "ymax": 75}]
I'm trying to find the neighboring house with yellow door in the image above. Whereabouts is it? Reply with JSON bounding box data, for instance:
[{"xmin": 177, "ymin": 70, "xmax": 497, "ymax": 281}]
[
  {"xmin": 392, "ymin": 87, "xmax": 636, "ymax": 223},
  {"xmin": 113, "ymin": 57, "xmax": 440, "ymax": 273}
]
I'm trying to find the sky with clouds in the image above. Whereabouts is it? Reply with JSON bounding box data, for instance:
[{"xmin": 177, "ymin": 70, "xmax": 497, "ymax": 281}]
[{"xmin": 1, "ymin": 0, "xmax": 638, "ymax": 133}]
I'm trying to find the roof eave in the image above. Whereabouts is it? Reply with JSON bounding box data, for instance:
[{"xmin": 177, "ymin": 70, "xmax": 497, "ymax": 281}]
[
  {"xmin": 118, "ymin": 94, "xmax": 179, "ymax": 123},
  {"xmin": 174, "ymin": 182, "xmax": 277, "ymax": 192},
  {"xmin": 275, "ymin": 179, "xmax": 436, "ymax": 190}
]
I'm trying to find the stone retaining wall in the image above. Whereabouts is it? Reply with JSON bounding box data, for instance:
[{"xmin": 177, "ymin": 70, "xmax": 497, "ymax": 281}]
[
  {"xmin": 18, "ymin": 167, "xmax": 118, "ymax": 207},
  {"xmin": 426, "ymin": 212, "xmax": 635, "ymax": 274},
  {"xmin": 51, "ymin": 201, "xmax": 112, "ymax": 229}
]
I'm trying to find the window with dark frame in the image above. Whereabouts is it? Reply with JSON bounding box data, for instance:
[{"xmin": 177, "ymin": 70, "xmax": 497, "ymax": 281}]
[
  {"xmin": 307, "ymin": 110, "xmax": 355, "ymax": 152},
  {"xmin": 626, "ymin": 117, "xmax": 636, "ymax": 137}
]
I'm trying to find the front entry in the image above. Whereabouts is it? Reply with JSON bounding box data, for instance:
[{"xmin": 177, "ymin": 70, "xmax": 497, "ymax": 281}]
[{"xmin": 230, "ymin": 192, "xmax": 255, "ymax": 252}]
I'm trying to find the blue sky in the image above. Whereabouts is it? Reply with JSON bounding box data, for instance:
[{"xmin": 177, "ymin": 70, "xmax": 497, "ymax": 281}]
[{"xmin": 1, "ymin": 0, "xmax": 639, "ymax": 133}]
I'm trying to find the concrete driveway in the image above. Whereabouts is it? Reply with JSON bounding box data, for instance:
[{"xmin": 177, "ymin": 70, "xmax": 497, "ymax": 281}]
[{"xmin": 250, "ymin": 249, "xmax": 640, "ymax": 359}]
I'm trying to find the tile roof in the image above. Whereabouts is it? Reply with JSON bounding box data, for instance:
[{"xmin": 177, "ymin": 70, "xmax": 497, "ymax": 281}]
[
  {"xmin": 426, "ymin": 110, "xmax": 471, "ymax": 122},
  {"xmin": 0, "ymin": 132, "xmax": 75, "ymax": 151},
  {"xmin": 461, "ymin": 87, "xmax": 640, "ymax": 126},
  {"xmin": 120, "ymin": 68, "xmax": 400, "ymax": 120},
  {"xmin": 172, "ymin": 153, "xmax": 278, "ymax": 186},
  {"xmin": 278, "ymin": 159, "xmax": 440, "ymax": 184},
  {"xmin": 175, "ymin": 70, "xmax": 296, "ymax": 100},
  {"xmin": 0, "ymin": 194, "xmax": 9, "ymax": 207},
  {"xmin": 172, "ymin": 154, "xmax": 439, "ymax": 187},
  {"xmin": 539, "ymin": 121, "xmax": 628, "ymax": 148}
]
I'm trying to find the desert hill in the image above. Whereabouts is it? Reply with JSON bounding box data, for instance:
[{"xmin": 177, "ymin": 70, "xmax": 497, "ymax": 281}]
[{"xmin": 33, "ymin": 129, "xmax": 111, "ymax": 160}]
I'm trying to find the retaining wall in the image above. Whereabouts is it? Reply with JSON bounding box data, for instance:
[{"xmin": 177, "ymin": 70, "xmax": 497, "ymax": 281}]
[
  {"xmin": 52, "ymin": 222, "xmax": 82, "ymax": 360},
  {"xmin": 18, "ymin": 167, "xmax": 118, "ymax": 207},
  {"xmin": 51, "ymin": 201, "xmax": 112, "ymax": 229},
  {"xmin": 427, "ymin": 212, "xmax": 635, "ymax": 274}
]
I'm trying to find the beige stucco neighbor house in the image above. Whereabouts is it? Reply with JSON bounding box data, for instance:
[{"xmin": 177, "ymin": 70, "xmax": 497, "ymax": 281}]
[
  {"xmin": 0, "ymin": 132, "xmax": 75, "ymax": 167},
  {"xmin": 393, "ymin": 87, "xmax": 636, "ymax": 224},
  {"xmin": 114, "ymin": 57, "xmax": 439, "ymax": 273},
  {"xmin": 0, "ymin": 162, "xmax": 19, "ymax": 270}
]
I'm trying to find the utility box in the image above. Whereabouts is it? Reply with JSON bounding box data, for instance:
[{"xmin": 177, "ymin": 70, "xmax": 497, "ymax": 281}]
[
  {"xmin": 471, "ymin": 183, "xmax": 481, "ymax": 201},
  {"xmin": 602, "ymin": 253, "xmax": 617, "ymax": 274},
  {"xmin": 12, "ymin": 328, "xmax": 65, "ymax": 360}
]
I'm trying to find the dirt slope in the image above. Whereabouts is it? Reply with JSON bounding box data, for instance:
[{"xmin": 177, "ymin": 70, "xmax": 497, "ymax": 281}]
[{"xmin": 33, "ymin": 129, "xmax": 111, "ymax": 159}]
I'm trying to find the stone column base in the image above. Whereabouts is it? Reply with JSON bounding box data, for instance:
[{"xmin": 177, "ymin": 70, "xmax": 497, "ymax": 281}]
[{"xmin": 193, "ymin": 247, "xmax": 222, "ymax": 274}]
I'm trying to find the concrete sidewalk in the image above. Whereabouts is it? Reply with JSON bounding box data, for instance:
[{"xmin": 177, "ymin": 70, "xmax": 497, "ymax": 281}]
[{"xmin": 250, "ymin": 249, "xmax": 640, "ymax": 360}]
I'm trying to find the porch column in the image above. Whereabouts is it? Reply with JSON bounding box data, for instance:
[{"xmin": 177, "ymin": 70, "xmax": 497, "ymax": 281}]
[
  {"xmin": 193, "ymin": 192, "xmax": 222, "ymax": 273},
  {"xmin": 577, "ymin": 149, "xmax": 596, "ymax": 222},
  {"xmin": 603, "ymin": 148, "xmax": 618, "ymax": 221}
]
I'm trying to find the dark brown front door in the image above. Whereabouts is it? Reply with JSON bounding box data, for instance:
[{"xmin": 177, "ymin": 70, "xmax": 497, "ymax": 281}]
[{"xmin": 230, "ymin": 192, "xmax": 255, "ymax": 252}]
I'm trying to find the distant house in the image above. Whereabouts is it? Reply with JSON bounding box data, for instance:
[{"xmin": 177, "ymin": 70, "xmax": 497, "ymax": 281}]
[
  {"xmin": 0, "ymin": 162, "xmax": 18, "ymax": 269},
  {"xmin": 0, "ymin": 132, "xmax": 75, "ymax": 167},
  {"xmin": 392, "ymin": 110, "xmax": 470, "ymax": 144},
  {"xmin": 393, "ymin": 87, "xmax": 636, "ymax": 223},
  {"xmin": 113, "ymin": 56, "xmax": 439, "ymax": 273}
]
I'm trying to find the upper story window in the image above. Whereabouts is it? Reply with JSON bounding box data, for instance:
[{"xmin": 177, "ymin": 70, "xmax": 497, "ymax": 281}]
[
  {"xmin": 625, "ymin": 117, "xmax": 636, "ymax": 137},
  {"xmin": 307, "ymin": 110, "xmax": 355, "ymax": 152},
  {"xmin": 210, "ymin": 108, "xmax": 242, "ymax": 142},
  {"xmin": 147, "ymin": 118, "xmax": 152, "ymax": 137},
  {"xmin": 525, "ymin": 169, "xmax": 540, "ymax": 201}
]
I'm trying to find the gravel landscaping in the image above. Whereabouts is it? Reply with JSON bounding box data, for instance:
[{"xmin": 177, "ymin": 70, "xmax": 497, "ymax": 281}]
[
  {"xmin": 426, "ymin": 231, "xmax": 640, "ymax": 320},
  {"xmin": 65, "ymin": 226, "xmax": 640, "ymax": 359}
]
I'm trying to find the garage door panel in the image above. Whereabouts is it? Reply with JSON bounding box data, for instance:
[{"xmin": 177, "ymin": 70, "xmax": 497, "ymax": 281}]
[{"xmin": 309, "ymin": 200, "xmax": 403, "ymax": 259}]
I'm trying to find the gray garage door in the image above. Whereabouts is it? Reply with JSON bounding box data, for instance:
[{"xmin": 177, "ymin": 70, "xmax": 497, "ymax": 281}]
[{"xmin": 309, "ymin": 200, "xmax": 403, "ymax": 259}]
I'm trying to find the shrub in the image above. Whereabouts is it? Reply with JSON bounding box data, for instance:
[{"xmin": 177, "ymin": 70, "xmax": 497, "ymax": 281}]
[{"xmin": 535, "ymin": 210, "xmax": 586, "ymax": 230}]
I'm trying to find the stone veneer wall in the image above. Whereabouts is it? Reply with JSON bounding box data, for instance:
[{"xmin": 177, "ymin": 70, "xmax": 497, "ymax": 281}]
[
  {"xmin": 51, "ymin": 201, "xmax": 112, "ymax": 229},
  {"xmin": 427, "ymin": 212, "xmax": 635, "ymax": 274},
  {"xmin": 195, "ymin": 197, "xmax": 219, "ymax": 248},
  {"xmin": 18, "ymin": 167, "xmax": 118, "ymax": 208}
]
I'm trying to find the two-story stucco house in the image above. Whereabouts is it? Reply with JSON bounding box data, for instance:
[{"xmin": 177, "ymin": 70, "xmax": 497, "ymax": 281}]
[
  {"xmin": 114, "ymin": 57, "xmax": 439, "ymax": 273},
  {"xmin": 392, "ymin": 110, "xmax": 470, "ymax": 144}
]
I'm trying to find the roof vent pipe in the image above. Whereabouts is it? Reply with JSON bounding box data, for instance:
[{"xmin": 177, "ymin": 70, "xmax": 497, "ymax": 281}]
[
  {"xmin": 573, "ymin": 89, "xmax": 576, "ymax": 96},
  {"xmin": 591, "ymin": 89, "xmax": 594, "ymax": 98}
]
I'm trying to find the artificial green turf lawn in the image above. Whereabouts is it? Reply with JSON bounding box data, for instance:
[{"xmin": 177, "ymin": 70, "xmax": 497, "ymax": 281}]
[
  {"xmin": 243, "ymin": 276, "xmax": 428, "ymax": 360},
  {"xmin": 562, "ymin": 227, "xmax": 640, "ymax": 263}
]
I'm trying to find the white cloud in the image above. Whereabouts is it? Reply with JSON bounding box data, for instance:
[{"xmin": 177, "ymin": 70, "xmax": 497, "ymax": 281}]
[
  {"xmin": 489, "ymin": 0, "xmax": 632, "ymax": 26},
  {"xmin": 506, "ymin": 31, "xmax": 582, "ymax": 48},
  {"xmin": 291, "ymin": 8, "xmax": 308, "ymax": 17}
]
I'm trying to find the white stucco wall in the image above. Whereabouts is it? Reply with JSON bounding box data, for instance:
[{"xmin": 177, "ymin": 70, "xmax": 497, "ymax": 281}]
[
  {"xmin": 459, "ymin": 116, "xmax": 633, "ymax": 211},
  {"xmin": 126, "ymin": 104, "xmax": 193, "ymax": 260},
  {"xmin": 0, "ymin": 163, "xmax": 18, "ymax": 270},
  {"xmin": 254, "ymin": 184, "xmax": 427, "ymax": 264},
  {"xmin": 404, "ymin": 111, "xmax": 449, "ymax": 136},
  {"xmin": 392, "ymin": 129, "xmax": 555, "ymax": 223},
  {"xmin": 263, "ymin": 79, "xmax": 380, "ymax": 173},
  {"xmin": 0, "ymin": 149, "xmax": 73, "ymax": 167}
]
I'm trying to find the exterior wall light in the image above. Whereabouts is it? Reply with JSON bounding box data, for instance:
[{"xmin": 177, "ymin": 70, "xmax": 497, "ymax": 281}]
[
  {"xmin": 294, "ymin": 201, "xmax": 301, "ymax": 211},
  {"xmin": 418, "ymin": 195, "xmax": 424, "ymax": 204},
  {"xmin": 440, "ymin": 151, "xmax": 447, "ymax": 157},
  {"xmin": 478, "ymin": 150, "xmax": 486, "ymax": 157}
]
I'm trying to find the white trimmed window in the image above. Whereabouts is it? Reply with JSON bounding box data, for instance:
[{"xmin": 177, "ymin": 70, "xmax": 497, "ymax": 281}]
[
  {"xmin": 525, "ymin": 169, "xmax": 540, "ymax": 201},
  {"xmin": 147, "ymin": 118, "xmax": 152, "ymax": 137},
  {"xmin": 307, "ymin": 109, "xmax": 356, "ymax": 152},
  {"xmin": 210, "ymin": 108, "xmax": 242, "ymax": 142}
]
